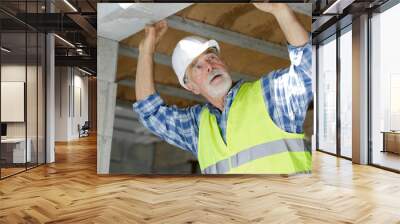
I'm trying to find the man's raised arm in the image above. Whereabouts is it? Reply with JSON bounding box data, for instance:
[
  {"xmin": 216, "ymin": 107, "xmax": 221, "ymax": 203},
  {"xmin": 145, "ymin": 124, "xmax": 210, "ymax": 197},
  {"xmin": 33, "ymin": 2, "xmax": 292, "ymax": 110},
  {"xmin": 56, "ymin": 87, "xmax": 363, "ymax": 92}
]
[{"xmin": 135, "ymin": 20, "xmax": 168, "ymax": 100}]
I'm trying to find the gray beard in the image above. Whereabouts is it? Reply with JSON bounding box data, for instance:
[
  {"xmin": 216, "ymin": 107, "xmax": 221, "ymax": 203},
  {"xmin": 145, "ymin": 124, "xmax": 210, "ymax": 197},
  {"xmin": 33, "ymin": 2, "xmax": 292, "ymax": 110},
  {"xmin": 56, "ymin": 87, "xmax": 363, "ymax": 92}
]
[{"xmin": 206, "ymin": 69, "xmax": 232, "ymax": 98}]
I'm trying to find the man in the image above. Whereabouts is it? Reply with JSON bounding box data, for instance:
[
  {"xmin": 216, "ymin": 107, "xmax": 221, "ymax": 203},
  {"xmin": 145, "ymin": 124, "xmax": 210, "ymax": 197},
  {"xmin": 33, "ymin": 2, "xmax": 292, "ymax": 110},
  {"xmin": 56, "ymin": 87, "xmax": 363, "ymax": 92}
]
[{"xmin": 133, "ymin": 3, "xmax": 312, "ymax": 174}]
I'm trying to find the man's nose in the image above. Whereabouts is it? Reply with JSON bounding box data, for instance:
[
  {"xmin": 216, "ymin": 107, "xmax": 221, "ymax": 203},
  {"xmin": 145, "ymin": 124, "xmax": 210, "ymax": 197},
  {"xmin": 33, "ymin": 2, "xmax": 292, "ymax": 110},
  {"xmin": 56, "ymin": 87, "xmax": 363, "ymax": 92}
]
[
  {"xmin": 205, "ymin": 62, "xmax": 212, "ymax": 73},
  {"xmin": 207, "ymin": 60, "xmax": 220, "ymax": 71}
]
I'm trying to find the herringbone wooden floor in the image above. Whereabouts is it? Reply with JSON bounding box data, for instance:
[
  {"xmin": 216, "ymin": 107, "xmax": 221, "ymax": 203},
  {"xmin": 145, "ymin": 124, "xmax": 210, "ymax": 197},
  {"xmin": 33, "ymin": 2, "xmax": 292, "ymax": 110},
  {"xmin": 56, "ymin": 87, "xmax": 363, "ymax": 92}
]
[{"xmin": 1, "ymin": 135, "xmax": 400, "ymax": 224}]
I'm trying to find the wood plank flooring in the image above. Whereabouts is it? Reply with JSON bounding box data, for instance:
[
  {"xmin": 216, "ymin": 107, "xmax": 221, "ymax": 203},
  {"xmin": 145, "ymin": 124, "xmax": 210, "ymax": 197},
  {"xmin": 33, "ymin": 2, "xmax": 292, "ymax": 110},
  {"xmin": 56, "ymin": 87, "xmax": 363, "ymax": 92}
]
[
  {"xmin": 372, "ymin": 151, "xmax": 400, "ymax": 171},
  {"xmin": 1, "ymin": 135, "xmax": 400, "ymax": 223},
  {"xmin": 1, "ymin": 167, "xmax": 26, "ymax": 178}
]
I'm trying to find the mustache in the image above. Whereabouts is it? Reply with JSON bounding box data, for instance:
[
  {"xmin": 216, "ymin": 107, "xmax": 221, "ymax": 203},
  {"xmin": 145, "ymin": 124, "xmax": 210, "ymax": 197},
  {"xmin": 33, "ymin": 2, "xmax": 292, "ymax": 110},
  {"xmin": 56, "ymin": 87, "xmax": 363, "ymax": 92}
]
[{"xmin": 207, "ymin": 69, "xmax": 227, "ymax": 83}]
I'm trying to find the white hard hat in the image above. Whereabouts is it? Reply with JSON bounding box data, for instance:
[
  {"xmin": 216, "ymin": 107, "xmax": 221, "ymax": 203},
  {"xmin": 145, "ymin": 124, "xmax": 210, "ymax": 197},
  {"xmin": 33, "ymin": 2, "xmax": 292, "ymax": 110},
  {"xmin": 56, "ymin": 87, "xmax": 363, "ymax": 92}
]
[{"xmin": 172, "ymin": 36, "xmax": 220, "ymax": 90}]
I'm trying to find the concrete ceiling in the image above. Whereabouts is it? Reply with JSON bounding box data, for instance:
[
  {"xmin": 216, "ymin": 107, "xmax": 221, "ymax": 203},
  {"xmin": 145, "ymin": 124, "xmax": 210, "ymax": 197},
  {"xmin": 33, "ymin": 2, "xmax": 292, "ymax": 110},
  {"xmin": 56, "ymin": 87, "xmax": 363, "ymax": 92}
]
[
  {"xmin": 116, "ymin": 3, "xmax": 312, "ymax": 107},
  {"xmin": 98, "ymin": 3, "xmax": 192, "ymax": 41}
]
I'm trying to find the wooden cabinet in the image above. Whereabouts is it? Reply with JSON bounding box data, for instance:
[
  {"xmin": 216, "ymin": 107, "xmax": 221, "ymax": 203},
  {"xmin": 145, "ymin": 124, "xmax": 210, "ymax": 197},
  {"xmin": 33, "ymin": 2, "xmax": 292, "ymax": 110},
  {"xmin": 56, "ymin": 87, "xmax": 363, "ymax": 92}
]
[{"xmin": 382, "ymin": 132, "xmax": 400, "ymax": 154}]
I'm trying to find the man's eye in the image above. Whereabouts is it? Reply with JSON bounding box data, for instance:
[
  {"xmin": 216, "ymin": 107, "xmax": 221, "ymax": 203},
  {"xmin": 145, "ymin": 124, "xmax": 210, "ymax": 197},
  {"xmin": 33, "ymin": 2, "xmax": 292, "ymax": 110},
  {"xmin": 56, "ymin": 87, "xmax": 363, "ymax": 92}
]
[{"xmin": 196, "ymin": 64, "xmax": 202, "ymax": 69}]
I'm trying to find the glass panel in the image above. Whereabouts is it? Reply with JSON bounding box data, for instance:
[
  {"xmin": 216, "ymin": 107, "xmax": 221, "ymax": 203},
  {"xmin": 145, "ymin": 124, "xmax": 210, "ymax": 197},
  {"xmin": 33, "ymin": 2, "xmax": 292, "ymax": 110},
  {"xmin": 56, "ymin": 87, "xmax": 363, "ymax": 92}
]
[
  {"xmin": 0, "ymin": 1, "xmax": 46, "ymax": 178},
  {"xmin": 318, "ymin": 36, "xmax": 337, "ymax": 154},
  {"xmin": 339, "ymin": 28, "xmax": 352, "ymax": 158},
  {"xmin": 26, "ymin": 0, "xmax": 38, "ymax": 169},
  {"xmin": 371, "ymin": 3, "xmax": 400, "ymax": 171},
  {"xmin": 27, "ymin": 31, "xmax": 38, "ymax": 169},
  {"xmin": 38, "ymin": 32, "xmax": 45, "ymax": 165},
  {"xmin": 1, "ymin": 30, "xmax": 27, "ymax": 177}
]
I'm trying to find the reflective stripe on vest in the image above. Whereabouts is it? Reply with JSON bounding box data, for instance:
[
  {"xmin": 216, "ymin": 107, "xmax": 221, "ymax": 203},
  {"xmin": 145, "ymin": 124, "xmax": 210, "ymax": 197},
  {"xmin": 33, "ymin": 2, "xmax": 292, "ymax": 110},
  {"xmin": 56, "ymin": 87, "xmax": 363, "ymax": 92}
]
[{"xmin": 202, "ymin": 138, "xmax": 310, "ymax": 174}]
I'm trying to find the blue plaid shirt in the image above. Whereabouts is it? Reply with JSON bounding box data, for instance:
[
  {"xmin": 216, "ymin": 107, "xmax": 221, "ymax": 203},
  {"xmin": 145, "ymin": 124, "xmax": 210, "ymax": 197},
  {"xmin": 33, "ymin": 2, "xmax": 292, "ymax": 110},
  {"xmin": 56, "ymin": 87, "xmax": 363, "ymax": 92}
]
[{"xmin": 133, "ymin": 39, "xmax": 312, "ymax": 158}]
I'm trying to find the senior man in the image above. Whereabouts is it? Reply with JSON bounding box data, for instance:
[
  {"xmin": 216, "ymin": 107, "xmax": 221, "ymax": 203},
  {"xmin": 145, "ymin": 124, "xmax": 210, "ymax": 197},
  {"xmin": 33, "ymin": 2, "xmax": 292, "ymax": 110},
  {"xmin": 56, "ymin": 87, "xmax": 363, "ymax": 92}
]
[{"xmin": 133, "ymin": 3, "xmax": 312, "ymax": 174}]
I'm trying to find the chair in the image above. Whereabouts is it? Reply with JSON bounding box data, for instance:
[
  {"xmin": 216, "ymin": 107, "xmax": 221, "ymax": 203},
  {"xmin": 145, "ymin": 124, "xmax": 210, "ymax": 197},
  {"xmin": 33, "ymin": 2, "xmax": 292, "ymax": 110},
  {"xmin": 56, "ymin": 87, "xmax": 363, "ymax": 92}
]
[{"xmin": 78, "ymin": 121, "xmax": 90, "ymax": 138}]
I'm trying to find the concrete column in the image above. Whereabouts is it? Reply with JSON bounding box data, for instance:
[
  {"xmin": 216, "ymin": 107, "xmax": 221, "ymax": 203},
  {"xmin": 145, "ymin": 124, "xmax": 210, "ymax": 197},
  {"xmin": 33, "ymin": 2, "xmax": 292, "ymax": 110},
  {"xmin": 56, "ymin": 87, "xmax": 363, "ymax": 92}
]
[
  {"xmin": 352, "ymin": 14, "xmax": 369, "ymax": 164},
  {"xmin": 97, "ymin": 37, "xmax": 118, "ymax": 174},
  {"xmin": 46, "ymin": 32, "xmax": 55, "ymax": 163}
]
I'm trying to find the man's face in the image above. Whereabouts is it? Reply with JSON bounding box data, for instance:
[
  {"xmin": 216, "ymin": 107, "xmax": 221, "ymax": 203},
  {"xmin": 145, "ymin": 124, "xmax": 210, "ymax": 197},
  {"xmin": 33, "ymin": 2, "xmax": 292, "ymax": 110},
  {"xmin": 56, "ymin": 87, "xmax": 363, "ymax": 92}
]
[{"xmin": 185, "ymin": 49, "xmax": 232, "ymax": 99}]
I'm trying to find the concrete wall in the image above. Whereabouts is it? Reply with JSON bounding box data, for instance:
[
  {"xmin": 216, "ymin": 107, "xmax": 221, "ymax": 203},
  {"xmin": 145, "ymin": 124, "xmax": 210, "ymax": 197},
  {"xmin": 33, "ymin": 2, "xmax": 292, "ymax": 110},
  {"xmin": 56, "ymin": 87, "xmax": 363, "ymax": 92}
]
[
  {"xmin": 54, "ymin": 67, "xmax": 68, "ymax": 141},
  {"xmin": 109, "ymin": 101, "xmax": 198, "ymax": 174},
  {"xmin": 110, "ymin": 140, "xmax": 198, "ymax": 174}
]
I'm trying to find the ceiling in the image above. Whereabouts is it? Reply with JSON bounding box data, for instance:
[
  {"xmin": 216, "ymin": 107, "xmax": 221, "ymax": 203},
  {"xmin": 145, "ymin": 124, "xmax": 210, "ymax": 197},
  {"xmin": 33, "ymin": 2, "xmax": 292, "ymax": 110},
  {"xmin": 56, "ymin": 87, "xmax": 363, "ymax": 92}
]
[
  {"xmin": 116, "ymin": 3, "xmax": 312, "ymax": 107},
  {"xmin": 0, "ymin": 0, "xmax": 97, "ymax": 74},
  {"xmin": 1, "ymin": 0, "xmax": 392, "ymax": 78},
  {"xmin": 1, "ymin": 31, "xmax": 46, "ymax": 65},
  {"xmin": 311, "ymin": 0, "xmax": 390, "ymax": 44}
]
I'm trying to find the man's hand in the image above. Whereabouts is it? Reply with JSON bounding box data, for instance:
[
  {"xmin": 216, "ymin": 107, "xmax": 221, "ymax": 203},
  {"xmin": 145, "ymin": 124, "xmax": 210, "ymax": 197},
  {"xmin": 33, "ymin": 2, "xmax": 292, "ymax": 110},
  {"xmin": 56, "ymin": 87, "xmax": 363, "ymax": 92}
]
[
  {"xmin": 253, "ymin": 3, "xmax": 308, "ymax": 47},
  {"xmin": 139, "ymin": 20, "xmax": 168, "ymax": 54},
  {"xmin": 253, "ymin": 3, "xmax": 287, "ymax": 15}
]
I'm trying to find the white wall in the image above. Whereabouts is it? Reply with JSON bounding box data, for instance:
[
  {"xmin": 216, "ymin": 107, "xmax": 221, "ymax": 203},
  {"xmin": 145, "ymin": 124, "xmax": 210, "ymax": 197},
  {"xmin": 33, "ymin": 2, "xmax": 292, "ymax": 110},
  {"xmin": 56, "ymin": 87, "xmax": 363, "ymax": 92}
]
[
  {"xmin": 72, "ymin": 73, "xmax": 89, "ymax": 138},
  {"xmin": 55, "ymin": 67, "xmax": 68, "ymax": 141},
  {"xmin": 1, "ymin": 82, "xmax": 24, "ymax": 122},
  {"xmin": 1, "ymin": 65, "xmax": 26, "ymax": 82},
  {"xmin": 55, "ymin": 67, "xmax": 89, "ymax": 141},
  {"xmin": 1, "ymin": 65, "xmax": 34, "ymax": 138},
  {"xmin": 1, "ymin": 66, "xmax": 26, "ymax": 127}
]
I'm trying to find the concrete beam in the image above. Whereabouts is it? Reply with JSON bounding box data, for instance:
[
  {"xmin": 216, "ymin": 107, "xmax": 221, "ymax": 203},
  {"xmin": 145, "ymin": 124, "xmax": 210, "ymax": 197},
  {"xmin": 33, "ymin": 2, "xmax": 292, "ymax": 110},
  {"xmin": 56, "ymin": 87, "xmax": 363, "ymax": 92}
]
[
  {"xmin": 118, "ymin": 45, "xmax": 257, "ymax": 82},
  {"xmin": 287, "ymin": 3, "xmax": 312, "ymax": 16},
  {"xmin": 118, "ymin": 78, "xmax": 206, "ymax": 103},
  {"xmin": 166, "ymin": 15, "xmax": 289, "ymax": 60},
  {"xmin": 98, "ymin": 3, "xmax": 192, "ymax": 41}
]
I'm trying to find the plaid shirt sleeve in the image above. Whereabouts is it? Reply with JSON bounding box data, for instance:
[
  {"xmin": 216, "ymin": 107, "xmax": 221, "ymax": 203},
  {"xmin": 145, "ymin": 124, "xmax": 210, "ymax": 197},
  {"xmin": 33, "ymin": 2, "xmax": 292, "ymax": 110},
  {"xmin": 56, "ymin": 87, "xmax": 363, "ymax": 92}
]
[
  {"xmin": 132, "ymin": 93, "xmax": 202, "ymax": 156},
  {"xmin": 261, "ymin": 36, "xmax": 313, "ymax": 133}
]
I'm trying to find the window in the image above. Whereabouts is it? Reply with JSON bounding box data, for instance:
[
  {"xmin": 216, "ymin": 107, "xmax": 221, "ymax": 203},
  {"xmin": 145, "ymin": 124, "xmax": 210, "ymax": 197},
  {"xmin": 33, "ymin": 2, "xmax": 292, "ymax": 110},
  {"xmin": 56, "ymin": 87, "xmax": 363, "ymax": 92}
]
[
  {"xmin": 317, "ymin": 36, "xmax": 337, "ymax": 154},
  {"xmin": 339, "ymin": 27, "xmax": 352, "ymax": 158},
  {"xmin": 370, "ymin": 2, "xmax": 400, "ymax": 171}
]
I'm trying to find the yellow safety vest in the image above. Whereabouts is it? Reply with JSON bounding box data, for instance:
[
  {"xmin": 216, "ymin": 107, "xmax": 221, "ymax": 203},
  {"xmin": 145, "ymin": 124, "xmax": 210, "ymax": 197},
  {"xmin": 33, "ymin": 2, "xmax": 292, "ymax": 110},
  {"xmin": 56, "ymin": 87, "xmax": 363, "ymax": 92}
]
[{"xmin": 198, "ymin": 80, "xmax": 312, "ymax": 174}]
